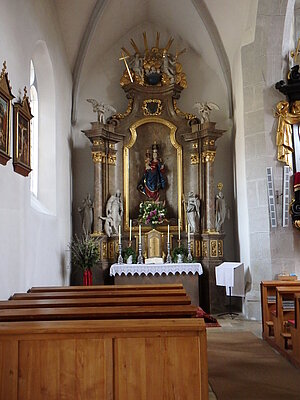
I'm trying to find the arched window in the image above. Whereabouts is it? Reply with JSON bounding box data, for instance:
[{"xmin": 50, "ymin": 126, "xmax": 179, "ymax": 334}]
[
  {"xmin": 30, "ymin": 41, "xmax": 56, "ymax": 215},
  {"xmin": 30, "ymin": 60, "xmax": 39, "ymax": 197}
]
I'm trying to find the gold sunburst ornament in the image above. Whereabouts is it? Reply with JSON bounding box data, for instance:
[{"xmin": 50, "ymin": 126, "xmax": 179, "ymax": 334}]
[{"xmin": 119, "ymin": 32, "xmax": 187, "ymax": 89}]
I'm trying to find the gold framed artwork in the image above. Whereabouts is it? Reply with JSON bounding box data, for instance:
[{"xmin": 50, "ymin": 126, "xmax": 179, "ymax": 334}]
[
  {"xmin": 123, "ymin": 116, "xmax": 183, "ymax": 232},
  {"xmin": 13, "ymin": 87, "xmax": 33, "ymax": 176},
  {"xmin": 0, "ymin": 61, "xmax": 14, "ymax": 165}
]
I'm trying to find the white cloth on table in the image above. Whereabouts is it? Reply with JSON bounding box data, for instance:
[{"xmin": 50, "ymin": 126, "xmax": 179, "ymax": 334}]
[
  {"xmin": 215, "ymin": 262, "xmax": 244, "ymax": 297},
  {"xmin": 110, "ymin": 263, "xmax": 203, "ymax": 276}
]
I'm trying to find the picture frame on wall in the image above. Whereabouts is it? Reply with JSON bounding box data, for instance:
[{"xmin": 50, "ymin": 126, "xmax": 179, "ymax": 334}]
[
  {"xmin": 0, "ymin": 61, "xmax": 14, "ymax": 165},
  {"xmin": 13, "ymin": 87, "xmax": 33, "ymax": 176}
]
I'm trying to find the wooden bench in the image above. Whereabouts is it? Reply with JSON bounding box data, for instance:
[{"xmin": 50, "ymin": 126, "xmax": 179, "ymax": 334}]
[
  {"xmin": 272, "ymin": 287, "xmax": 300, "ymax": 351},
  {"xmin": 260, "ymin": 280, "xmax": 300, "ymax": 339},
  {"xmin": 28, "ymin": 283, "xmax": 184, "ymax": 292},
  {"xmin": 0, "ymin": 304, "xmax": 198, "ymax": 322},
  {"xmin": 0, "ymin": 318, "xmax": 208, "ymax": 400},
  {"xmin": 0, "ymin": 284, "xmax": 208, "ymax": 399},
  {"xmin": 290, "ymin": 293, "xmax": 300, "ymax": 368},
  {"xmin": 10, "ymin": 288, "xmax": 187, "ymax": 300},
  {"xmin": 0, "ymin": 295, "xmax": 192, "ymax": 310}
]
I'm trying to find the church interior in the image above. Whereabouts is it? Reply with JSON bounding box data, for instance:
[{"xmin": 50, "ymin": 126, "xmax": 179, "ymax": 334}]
[{"xmin": 1, "ymin": 0, "xmax": 300, "ymax": 398}]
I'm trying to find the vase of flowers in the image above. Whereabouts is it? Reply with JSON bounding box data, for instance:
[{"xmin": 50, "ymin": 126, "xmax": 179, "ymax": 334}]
[
  {"xmin": 138, "ymin": 201, "xmax": 166, "ymax": 227},
  {"xmin": 172, "ymin": 245, "xmax": 189, "ymax": 263},
  {"xmin": 69, "ymin": 233, "xmax": 100, "ymax": 285},
  {"xmin": 122, "ymin": 246, "xmax": 137, "ymax": 264}
]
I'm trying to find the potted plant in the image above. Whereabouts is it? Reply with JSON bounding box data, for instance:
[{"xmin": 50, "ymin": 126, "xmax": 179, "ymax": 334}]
[
  {"xmin": 69, "ymin": 233, "xmax": 100, "ymax": 285},
  {"xmin": 122, "ymin": 246, "xmax": 137, "ymax": 264},
  {"xmin": 172, "ymin": 245, "xmax": 189, "ymax": 263}
]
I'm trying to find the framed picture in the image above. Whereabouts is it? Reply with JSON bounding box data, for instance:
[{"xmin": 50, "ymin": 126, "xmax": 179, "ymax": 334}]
[
  {"xmin": 0, "ymin": 61, "xmax": 14, "ymax": 165},
  {"xmin": 13, "ymin": 87, "xmax": 33, "ymax": 176}
]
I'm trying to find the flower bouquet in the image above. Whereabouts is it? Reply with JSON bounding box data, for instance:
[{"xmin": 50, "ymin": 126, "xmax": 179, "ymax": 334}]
[{"xmin": 138, "ymin": 201, "xmax": 166, "ymax": 226}]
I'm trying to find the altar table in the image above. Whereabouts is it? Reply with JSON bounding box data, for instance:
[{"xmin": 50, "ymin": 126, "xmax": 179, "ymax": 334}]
[{"xmin": 110, "ymin": 263, "xmax": 203, "ymax": 306}]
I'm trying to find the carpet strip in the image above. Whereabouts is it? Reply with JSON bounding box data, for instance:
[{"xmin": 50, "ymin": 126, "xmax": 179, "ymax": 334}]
[{"xmin": 207, "ymin": 331, "xmax": 300, "ymax": 400}]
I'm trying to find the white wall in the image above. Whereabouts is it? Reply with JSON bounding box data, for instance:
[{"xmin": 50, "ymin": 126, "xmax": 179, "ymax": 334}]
[{"xmin": 0, "ymin": 0, "xmax": 72, "ymax": 299}]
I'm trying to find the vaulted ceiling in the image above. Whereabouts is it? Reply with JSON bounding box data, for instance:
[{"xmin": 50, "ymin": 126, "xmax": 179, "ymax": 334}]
[{"xmin": 54, "ymin": 0, "xmax": 256, "ymax": 122}]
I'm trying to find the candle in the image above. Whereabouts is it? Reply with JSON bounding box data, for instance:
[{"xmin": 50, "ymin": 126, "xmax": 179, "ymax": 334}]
[
  {"xmin": 178, "ymin": 218, "xmax": 181, "ymax": 241},
  {"xmin": 139, "ymin": 224, "xmax": 141, "ymax": 244},
  {"xmin": 129, "ymin": 219, "xmax": 132, "ymax": 242},
  {"xmin": 188, "ymin": 224, "xmax": 190, "ymax": 243},
  {"xmin": 167, "ymin": 224, "xmax": 170, "ymax": 243},
  {"xmin": 118, "ymin": 225, "xmax": 121, "ymax": 244}
]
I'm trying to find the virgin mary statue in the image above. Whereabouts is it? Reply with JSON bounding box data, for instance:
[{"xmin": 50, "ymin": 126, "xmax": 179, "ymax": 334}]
[{"xmin": 137, "ymin": 142, "xmax": 166, "ymax": 201}]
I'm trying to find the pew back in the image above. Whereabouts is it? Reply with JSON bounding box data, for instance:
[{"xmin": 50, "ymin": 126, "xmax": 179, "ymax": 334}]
[
  {"xmin": 260, "ymin": 280, "xmax": 300, "ymax": 338},
  {"xmin": 0, "ymin": 295, "xmax": 192, "ymax": 309},
  {"xmin": 0, "ymin": 304, "xmax": 198, "ymax": 322},
  {"xmin": 0, "ymin": 318, "xmax": 208, "ymax": 400},
  {"xmin": 10, "ymin": 288, "xmax": 187, "ymax": 300},
  {"xmin": 28, "ymin": 283, "xmax": 184, "ymax": 292}
]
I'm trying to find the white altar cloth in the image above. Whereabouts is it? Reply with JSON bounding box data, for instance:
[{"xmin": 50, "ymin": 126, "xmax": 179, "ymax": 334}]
[
  {"xmin": 110, "ymin": 263, "xmax": 203, "ymax": 277},
  {"xmin": 215, "ymin": 262, "xmax": 244, "ymax": 297}
]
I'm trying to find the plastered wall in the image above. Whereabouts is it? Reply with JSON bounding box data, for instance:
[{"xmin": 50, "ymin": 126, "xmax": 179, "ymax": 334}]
[{"xmin": 0, "ymin": 0, "xmax": 72, "ymax": 300}]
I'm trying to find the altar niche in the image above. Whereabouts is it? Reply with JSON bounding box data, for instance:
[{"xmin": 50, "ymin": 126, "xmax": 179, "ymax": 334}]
[
  {"xmin": 124, "ymin": 117, "xmax": 182, "ymax": 231},
  {"xmin": 82, "ymin": 32, "xmax": 227, "ymax": 313}
]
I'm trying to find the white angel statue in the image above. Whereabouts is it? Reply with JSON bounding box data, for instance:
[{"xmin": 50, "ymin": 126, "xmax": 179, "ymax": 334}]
[
  {"xmin": 186, "ymin": 191, "xmax": 200, "ymax": 233},
  {"xmin": 193, "ymin": 101, "xmax": 220, "ymax": 124},
  {"xmin": 86, "ymin": 99, "xmax": 116, "ymax": 124}
]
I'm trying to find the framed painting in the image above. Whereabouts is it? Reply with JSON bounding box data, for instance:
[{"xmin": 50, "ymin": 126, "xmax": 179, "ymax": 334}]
[
  {"xmin": 13, "ymin": 87, "xmax": 33, "ymax": 176},
  {"xmin": 0, "ymin": 61, "xmax": 14, "ymax": 165}
]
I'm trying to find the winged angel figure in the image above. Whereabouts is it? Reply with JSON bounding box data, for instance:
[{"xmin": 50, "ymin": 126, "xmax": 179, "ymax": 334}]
[
  {"xmin": 86, "ymin": 99, "xmax": 116, "ymax": 124},
  {"xmin": 193, "ymin": 102, "xmax": 220, "ymax": 124}
]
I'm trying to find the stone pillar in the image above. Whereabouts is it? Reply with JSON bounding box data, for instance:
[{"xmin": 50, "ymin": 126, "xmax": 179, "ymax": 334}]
[
  {"xmin": 202, "ymin": 149, "xmax": 216, "ymax": 231},
  {"xmin": 92, "ymin": 147, "xmax": 105, "ymax": 233},
  {"xmin": 184, "ymin": 122, "xmax": 227, "ymax": 312}
]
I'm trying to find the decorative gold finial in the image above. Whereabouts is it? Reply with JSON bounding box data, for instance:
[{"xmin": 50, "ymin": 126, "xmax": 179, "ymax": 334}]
[
  {"xmin": 143, "ymin": 32, "xmax": 149, "ymax": 53},
  {"xmin": 165, "ymin": 37, "xmax": 174, "ymax": 52},
  {"xmin": 217, "ymin": 182, "xmax": 223, "ymax": 191},
  {"xmin": 121, "ymin": 47, "xmax": 131, "ymax": 57},
  {"xmin": 175, "ymin": 48, "xmax": 186, "ymax": 60},
  {"xmin": 155, "ymin": 32, "xmax": 160, "ymax": 48},
  {"xmin": 0, "ymin": 61, "xmax": 6, "ymax": 80},
  {"xmin": 130, "ymin": 38, "xmax": 140, "ymax": 55},
  {"xmin": 23, "ymin": 86, "xmax": 28, "ymax": 100}
]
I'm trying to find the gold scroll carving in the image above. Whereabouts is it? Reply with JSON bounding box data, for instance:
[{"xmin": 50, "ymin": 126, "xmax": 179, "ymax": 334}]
[{"xmin": 201, "ymin": 150, "xmax": 216, "ymax": 163}]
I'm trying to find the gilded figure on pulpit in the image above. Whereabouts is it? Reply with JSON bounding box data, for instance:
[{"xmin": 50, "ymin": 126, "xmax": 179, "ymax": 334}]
[{"xmin": 137, "ymin": 142, "xmax": 166, "ymax": 201}]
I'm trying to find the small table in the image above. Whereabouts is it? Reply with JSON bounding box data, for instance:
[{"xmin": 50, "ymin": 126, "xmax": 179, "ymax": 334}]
[{"xmin": 110, "ymin": 263, "xmax": 203, "ymax": 306}]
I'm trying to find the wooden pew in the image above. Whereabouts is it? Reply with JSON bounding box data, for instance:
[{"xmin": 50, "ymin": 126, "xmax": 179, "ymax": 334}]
[
  {"xmin": 0, "ymin": 318, "xmax": 208, "ymax": 400},
  {"xmin": 260, "ymin": 280, "xmax": 300, "ymax": 339},
  {"xmin": 290, "ymin": 293, "xmax": 300, "ymax": 368},
  {"xmin": 0, "ymin": 304, "xmax": 198, "ymax": 322},
  {"xmin": 0, "ymin": 295, "xmax": 192, "ymax": 309},
  {"xmin": 28, "ymin": 283, "xmax": 184, "ymax": 292},
  {"xmin": 0, "ymin": 284, "xmax": 208, "ymax": 399},
  {"xmin": 272, "ymin": 287, "xmax": 300, "ymax": 351},
  {"xmin": 10, "ymin": 288, "xmax": 187, "ymax": 300}
]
